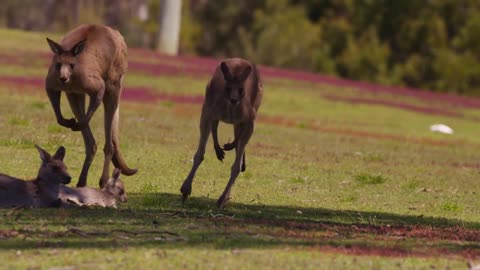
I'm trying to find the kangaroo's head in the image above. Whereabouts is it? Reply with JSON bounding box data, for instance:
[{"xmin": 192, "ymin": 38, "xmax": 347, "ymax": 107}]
[
  {"xmin": 35, "ymin": 144, "xmax": 72, "ymax": 185},
  {"xmin": 46, "ymin": 38, "xmax": 86, "ymax": 84},
  {"xmin": 102, "ymin": 168, "xmax": 127, "ymax": 203},
  {"xmin": 220, "ymin": 62, "xmax": 252, "ymax": 106}
]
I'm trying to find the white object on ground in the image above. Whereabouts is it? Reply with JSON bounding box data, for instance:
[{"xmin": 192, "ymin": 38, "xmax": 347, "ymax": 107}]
[{"xmin": 429, "ymin": 124, "xmax": 454, "ymax": 134}]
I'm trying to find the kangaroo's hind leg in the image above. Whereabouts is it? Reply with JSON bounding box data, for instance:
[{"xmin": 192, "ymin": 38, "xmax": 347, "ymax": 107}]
[
  {"xmin": 66, "ymin": 93, "xmax": 97, "ymax": 187},
  {"xmin": 100, "ymin": 90, "xmax": 120, "ymax": 188},
  {"xmin": 217, "ymin": 121, "xmax": 254, "ymax": 208},
  {"xmin": 180, "ymin": 109, "xmax": 212, "ymax": 202}
]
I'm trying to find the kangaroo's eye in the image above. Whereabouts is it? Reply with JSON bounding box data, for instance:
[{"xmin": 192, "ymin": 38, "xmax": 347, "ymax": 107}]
[
  {"xmin": 70, "ymin": 64, "xmax": 75, "ymax": 69},
  {"xmin": 55, "ymin": 63, "xmax": 61, "ymax": 70}
]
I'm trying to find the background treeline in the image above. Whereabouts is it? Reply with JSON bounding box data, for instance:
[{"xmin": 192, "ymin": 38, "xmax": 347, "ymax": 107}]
[{"xmin": 1, "ymin": 0, "xmax": 480, "ymax": 95}]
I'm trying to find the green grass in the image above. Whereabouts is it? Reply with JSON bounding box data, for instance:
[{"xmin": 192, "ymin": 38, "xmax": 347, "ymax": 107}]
[
  {"xmin": 0, "ymin": 28, "xmax": 479, "ymax": 269},
  {"xmin": 354, "ymin": 173, "xmax": 388, "ymax": 185}
]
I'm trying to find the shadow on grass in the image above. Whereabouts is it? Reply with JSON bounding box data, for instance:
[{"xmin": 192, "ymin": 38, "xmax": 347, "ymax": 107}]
[{"xmin": 0, "ymin": 192, "xmax": 479, "ymax": 257}]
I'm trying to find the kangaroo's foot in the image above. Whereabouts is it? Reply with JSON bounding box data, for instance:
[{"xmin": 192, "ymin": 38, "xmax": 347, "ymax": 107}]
[
  {"xmin": 76, "ymin": 176, "xmax": 87, "ymax": 187},
  {"xmin": 180, "ymin": 181, "xmax": 192, "ymax": 203},
  {"xmin": 216, "ymin": 192, "xmax": 231, "ymax": 209}
]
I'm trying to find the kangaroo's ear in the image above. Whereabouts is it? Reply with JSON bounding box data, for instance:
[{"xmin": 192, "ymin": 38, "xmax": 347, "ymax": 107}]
[
  {"xmin": 35, "ymin": 144, "xmax": 52, "ymax": 164},
  {"xmin": 112, "ymin": 168, "xmax": 121, "ymax": 181},
  {"xmin": 46, "ymin": 38, "xmax": 64, "ymax": 55},
  {"xmin": 220, "ymin": 62, "xmax": 234, "ymax": 82},
  {"xmin": 239, "ymin": 65, "xmax": 252, "ymax": 82},
  {"xmin": 53, "ymin": 146, "xmax": 66, "ymax": 161},
  {"xmin": 71, "ymin": 39, "xmax": 86, "ymax": 56},
  {"xmin": 70, "ymin": 39, "xmax": 87, "ymax": 56}
]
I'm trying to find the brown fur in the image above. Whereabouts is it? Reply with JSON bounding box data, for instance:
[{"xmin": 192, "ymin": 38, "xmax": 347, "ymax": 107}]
[
  {"xmin": 59, "ymin": 168, "xmax": 126, "ymax": 208},
  {"xmin": 180, "ymin": 58, "xmax": 263, "ymax": 208},
  {"xmin": 0, "ymin": 145, "xmax": 71, "ymax": 208},
  {"xmin": 45, "ymin": 24, "xmax": 137, "ymax": 188}
]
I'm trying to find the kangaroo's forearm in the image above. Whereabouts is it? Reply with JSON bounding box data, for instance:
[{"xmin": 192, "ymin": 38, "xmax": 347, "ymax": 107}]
[
  {"xmin": 47, "ymin": 88, "xmax": 73, "ymax": 127},
  {"xmin": 47, "ymin": 89, "xmax": 63, "ymax": 120},
  {"xmin": 85, "ymin": 90, "xmax": 104, "ymax": 123}
]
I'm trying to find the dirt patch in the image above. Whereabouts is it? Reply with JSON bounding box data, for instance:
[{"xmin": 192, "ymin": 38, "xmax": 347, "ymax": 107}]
[{"xmin": 214, "ymin": 218, "xmax": 480, "ymax": 242}]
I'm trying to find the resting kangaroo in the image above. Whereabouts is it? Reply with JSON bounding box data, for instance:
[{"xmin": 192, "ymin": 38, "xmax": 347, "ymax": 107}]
[
  {"xmin": 0, "ymin": 145, "xmax": 71, "ymax": 208},
  {"xmin": 45, "ymin": 24, "xmax": 137, "ymax": 188},
  {"xmin": 180, "ymin": 58, "xmax": 263, "ymax": 208},
  {"xmin": 59, "ymin": 168, "xmax": 126, "ymax": 208}
]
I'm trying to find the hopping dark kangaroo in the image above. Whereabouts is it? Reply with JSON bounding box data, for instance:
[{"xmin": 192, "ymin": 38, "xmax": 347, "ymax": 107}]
[
  {"xmin": 0, "ymin": 145, "xmax": 72, "ymax": 208},
  {"xmin": 59, "ymin": 168, "xmax": 127, "ymax": 208},
  {"xmin": 180, "ymin": 58, "xmax": 263, "ymax": 208},
  {"xmin": 45, "ymin": 24, "xmax": 137, "ymax": 188}
]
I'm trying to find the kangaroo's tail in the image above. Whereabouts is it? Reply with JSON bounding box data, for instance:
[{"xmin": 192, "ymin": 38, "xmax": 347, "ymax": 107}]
[{"xmin": 111, "ymin": 106, "xmax": 138, "ymax": 176}]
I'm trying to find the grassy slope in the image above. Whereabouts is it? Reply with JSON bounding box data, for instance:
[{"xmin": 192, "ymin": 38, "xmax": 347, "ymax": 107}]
[{"xmin": 0, "ymin": 28, "xmax": 478, "ymax": 269}]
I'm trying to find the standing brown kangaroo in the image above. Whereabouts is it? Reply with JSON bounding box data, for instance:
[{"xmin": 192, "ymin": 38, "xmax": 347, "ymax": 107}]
[
  {"xmin": 180, "ymin": 58, "xmax": 263, "ymax": 208},
  {"xmin": 45, "ymin": 24, "xmax": 137, "ymax": 188},
  {"xmin": 0, "ymin": 145, "xmax": 72, "ymax": 208}
]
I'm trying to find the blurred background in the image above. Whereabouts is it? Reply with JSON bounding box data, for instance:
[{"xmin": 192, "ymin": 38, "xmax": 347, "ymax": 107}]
[{"xmin": 1, "ymin": 0, "xmax": 479, "ymax": 95}]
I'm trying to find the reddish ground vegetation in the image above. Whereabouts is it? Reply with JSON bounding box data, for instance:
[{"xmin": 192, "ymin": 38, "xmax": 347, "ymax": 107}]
[
  {"xmin": 122, "ymin": 86, "xmax": 204, "ymax": 104},
  {"xmin": 258, "ymin": 115, "xmax": 466, "ymax": 147},
  {"xmin": 323, "ymin": 94, "xmax": 467, "ymax": 119},
  {"xmin": 128, "ymin": 49, "xmax": 480, "ymax": 109},
  {"xmin": 3, "ymin": 49, "xmax": 480, "ymax": 110},
  {"xmin": 211, "ymin": 217, "xmax": 480, "ymax": 259}
]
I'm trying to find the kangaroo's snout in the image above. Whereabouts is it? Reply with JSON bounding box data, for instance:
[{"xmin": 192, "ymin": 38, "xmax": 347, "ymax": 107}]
[
  {"xmin": 62, "ymin": 174, "xmax": 72, "ymax": 184},
  {"xmin": 59, "ymin": 77, "xmax": 68, "ymax": 84},
  {"xmin": 230, "ymin": 98, "xmax": 239, "ymax": 105}
]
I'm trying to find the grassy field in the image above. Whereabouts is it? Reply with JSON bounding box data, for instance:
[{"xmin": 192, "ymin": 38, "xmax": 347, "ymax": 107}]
[{"xmin": 0, "ymin": 28, "xmax": 479, "ymax": 269}]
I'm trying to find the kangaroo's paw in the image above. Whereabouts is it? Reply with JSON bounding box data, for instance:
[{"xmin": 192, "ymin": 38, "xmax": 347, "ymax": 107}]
[
  {"xmin": 70, "ymin": 120, "xmax": 88, "ymax": 131},
  {"xmin": 241, "ymin": 162, "xmax": 246, "ymax": 172},
  {"xmin": 214, "ymin": 146, "xmax": 225, "ymax": 161},
  {"xmin": 223, "ymin": 142, "xmax": 236, "ymax": 151},
  {"xmin": 58, "ymin": 118, "xmax": 77, "ymax": 129}
]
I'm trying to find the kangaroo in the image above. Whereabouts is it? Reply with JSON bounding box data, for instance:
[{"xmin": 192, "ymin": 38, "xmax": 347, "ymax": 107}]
[
  {"xmin": 0, "ymin": 145, "xmax": 71, "ymax": 208},
  {"xmin": 45, "ymin": 24, "xmax": 137, "ymax": 188},
  {"xmin": 180, "ymin": 58, "xmax": 263, "ymax": 208},
  {"xmin": 59, "ymin": 168, "xmax": 126, "ymax": 208}
]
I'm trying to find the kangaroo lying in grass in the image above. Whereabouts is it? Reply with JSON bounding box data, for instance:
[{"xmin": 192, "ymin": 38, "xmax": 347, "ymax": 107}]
[
  {"xmin": 0, "ymin": 145, "xmax": 71, "ymax": 208},
  {"xmin": 45, "ymin": 24, "xmax": 137, "ymax": 188},
  {"xmin": 180, "ymin": 58, "xmax": 263, "ymax": 208},
  {"xmin": 59, "ymin": 168, "xmax": 126, "ymax": 208}
]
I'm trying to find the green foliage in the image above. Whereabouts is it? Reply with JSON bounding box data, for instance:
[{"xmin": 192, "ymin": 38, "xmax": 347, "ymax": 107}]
[
  {"xmin": 187, "ymin": 0, "xmax": 480, "ymax": 95},
  {"xmin": 245, "ymin": 0, "xmax": 330, "ymax": 72}
]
